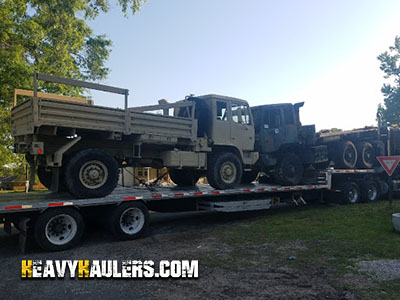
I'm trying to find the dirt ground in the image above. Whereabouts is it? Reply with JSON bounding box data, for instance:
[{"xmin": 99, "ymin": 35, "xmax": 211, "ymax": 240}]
[{"xmin": 0, "ymin": 210, "xmax": 366, "ymax": 300}]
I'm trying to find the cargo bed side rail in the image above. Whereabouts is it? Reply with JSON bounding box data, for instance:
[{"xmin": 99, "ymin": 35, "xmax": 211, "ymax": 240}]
[{"xmin": 31, "ymin": 73, "xmax": 131, "ymax": 133}]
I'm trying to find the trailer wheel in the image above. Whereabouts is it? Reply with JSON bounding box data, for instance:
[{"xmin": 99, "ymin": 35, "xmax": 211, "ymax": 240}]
[
  {"xmin": 360, "ymin": 181, "xmax": 379, "ymax": 202},
  {"xmin": 339, "ymin": 181, "xmax": 360, "ymax": 204},
  {"xmin": 169, "ymin": 169, "xmax": 200, "ymax": 186},
  {"xmin": 34, "ymin": 208, "xmax": 85, "ymax": 251},
  {"xmin": 273, "ymin": 153, "xmax": 303, "ymax": 185},
  {"xmin": 356, "ymin": 142, "xmax": 375, "ymax": 169},
  {"xmin": 337, "ymin": 141, "xmax": 357, "ymax": 169},
  {"xmin": 107, "ymin": 201, "xmax": 149, "ymax": 240},
  {"xmin": 207, "ymin": 152, "xmax": 242, "ymax": 189},
  {"xmin": 241, "ymin": 170, "xmax": 259, "ymax": 184},
  {"xmin": 65, "ymin": 149, "xmax": 119, "ymax": 198}
]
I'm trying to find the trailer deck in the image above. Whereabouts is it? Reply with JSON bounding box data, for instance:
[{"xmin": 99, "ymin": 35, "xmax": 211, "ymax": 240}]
[{"xmin": 0, "ymin": 182, "xmax": 329, "ymax": 214}]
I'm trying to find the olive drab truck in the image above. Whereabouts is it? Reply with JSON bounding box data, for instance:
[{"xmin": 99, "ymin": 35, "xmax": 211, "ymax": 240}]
[{"xmin": 11, "ymin": 73, "xmax": 260, "ymax": 199}]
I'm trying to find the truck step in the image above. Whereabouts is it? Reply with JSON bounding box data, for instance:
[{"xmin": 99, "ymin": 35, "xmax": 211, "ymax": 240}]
[{"xmin": 198, "ymin": 199, "xmax": 272, "ymax": 212}]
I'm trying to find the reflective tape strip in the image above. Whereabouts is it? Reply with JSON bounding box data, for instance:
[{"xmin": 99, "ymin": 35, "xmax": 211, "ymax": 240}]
[
  {"xmin": 152, "ymin": 195, "xmax": 162, "ymax": 198},
  {"xmin": 48, "ymin": 202, "xmax": 64, "ymax": 207},
  {"xmin": 257, "ymin": 188, "xmax": 265, "ymax": 192},
  {"xmin": 193, "ymin": 192, "xmax": 203, "ymax": 195},
  {"xmin": 296, "ymin": 187, "xmax": 303, "ymax": 190},
  {"xmin": 124, "ymin": 196, "xmax": 143, "ymax": 200},
  {"xmin": 211, "ymin": 191, "xmax": 220, "ymax": 194},
  {"xmin": 5, "ymin": 205, "xmax": 23, "ymax": 210},
  {"xmin": 243, "ymin": 189, "xmax": 251, "ymax": 192},
  {"xmin": 174, "ymin": 193, "xmax": 185, "ymax": 196},
  {"xmin": 4, "ymin": 204, "xmax": 32, "ymax": 210}
]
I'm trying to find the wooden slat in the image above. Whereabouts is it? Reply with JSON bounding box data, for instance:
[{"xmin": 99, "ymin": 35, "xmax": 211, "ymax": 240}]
[{"xmin": 14, "ymin": 89, "xmax": 93, "ymax": 106}]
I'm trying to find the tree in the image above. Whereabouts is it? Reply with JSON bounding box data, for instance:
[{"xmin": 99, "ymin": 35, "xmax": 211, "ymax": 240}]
[
  {"xmin": 377, "ymin": 36, "xmax": 400, "ymax": 126},
  {"xmin": 0, "ymin": 0, "xmax": 145, "ymax": 176}
]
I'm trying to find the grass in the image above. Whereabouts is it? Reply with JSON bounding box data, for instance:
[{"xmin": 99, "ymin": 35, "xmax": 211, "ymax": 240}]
[{"xmin": 198, "ymin": 200, "xmax": 400, "ymax": 298}]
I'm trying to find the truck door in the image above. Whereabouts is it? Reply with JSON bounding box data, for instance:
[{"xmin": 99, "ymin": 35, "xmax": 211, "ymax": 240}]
[
  {"xmin": 281, "ymin": 106, "xmax": 299, "ymax": 145},
  {"xmin": 211, "ymin": 100, "xmax": 231, "ymax": 145},
  {"xmin": 230, "ymin": 102, "xmax": 254, "ymax": 151},
  {"xmin": 260, "ymin": 108, "xmax": 282, "ymax": 153}
]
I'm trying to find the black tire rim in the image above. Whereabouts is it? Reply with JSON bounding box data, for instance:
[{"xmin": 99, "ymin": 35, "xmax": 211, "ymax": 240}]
[
  {"xmin": 344, "ymin": 145, "xmax": 356, "ymax": 167},
  {"xmin": 347, "ymin": 186, "xmax": 359, "ymax": 203}
]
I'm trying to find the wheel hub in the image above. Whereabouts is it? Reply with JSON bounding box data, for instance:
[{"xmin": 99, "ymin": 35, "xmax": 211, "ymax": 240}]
[
  {"xmin": 120, "ymin": 208, "xmax": 145, "ymax": 234},
  {"xmin": 45, "ymin": 214, "xmax": 77, "ymax": 245},
  {"xmin": 220, "ymin": 162, "xmax": 236, "ymax": 184},
  {"xmin": 79, "ymin": 160, "xmax": 108, "ymax": 189}
]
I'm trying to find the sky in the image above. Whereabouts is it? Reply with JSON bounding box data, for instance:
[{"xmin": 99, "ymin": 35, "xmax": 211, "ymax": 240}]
[{"xmin": 87, "ymin": 0, "xmax": 400, "ymax": 130}]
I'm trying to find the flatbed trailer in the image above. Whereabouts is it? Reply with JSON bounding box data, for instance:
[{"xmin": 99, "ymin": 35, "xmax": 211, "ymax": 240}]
[
  {"xmin": 0, "ymin": 168, "xmax": 394, "ymax": 253},
  {"xmin": 1, "ymin": 172, "xmax": 331, "ymax": 252}
]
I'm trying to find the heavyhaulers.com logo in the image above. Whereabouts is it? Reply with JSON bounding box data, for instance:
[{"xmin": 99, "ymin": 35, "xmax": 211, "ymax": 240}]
[{"xmin": 21, "ymin": 260, "xmax": 198, "ymax": 279}]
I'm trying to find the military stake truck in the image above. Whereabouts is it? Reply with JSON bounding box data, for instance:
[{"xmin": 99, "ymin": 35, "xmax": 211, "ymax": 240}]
[{"xmin": 11, "ymin": 73, "xmax": 330, "ymax": 199}]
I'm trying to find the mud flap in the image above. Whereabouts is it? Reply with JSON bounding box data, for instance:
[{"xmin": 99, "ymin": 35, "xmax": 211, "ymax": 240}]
[{"xmin": 16, "ymin": 217, "xmax": 31, "ymax": 254}]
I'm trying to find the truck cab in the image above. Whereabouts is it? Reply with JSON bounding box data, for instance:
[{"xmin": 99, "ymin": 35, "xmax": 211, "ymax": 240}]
[
  {"xmin": 251, "ymin": 102, "xmax": 327, "ymax": 185},
  {"xmin": 188, "ymin": 94, "xmax": 256, "ymax": 161},
  {"xmin": 252, "ymin": 102, "xmax": 308, "ymax": 154}
]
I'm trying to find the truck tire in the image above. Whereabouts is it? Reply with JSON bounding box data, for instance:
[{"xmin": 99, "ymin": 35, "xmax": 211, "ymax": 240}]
[
  {"xmin": 338, "ymin": 181, "xmax": 360, "ymax": 204},
  {"xmin": 273, "ymin": 153, "xmax": 303, "ymax": 185},
  {"xmin": 360, "ymin": 180, "xmax": 379, "ymax": 202},
  {"xmin": 65, "ymin": 149, "xmax": 119, "ymax": 198},
  {"xmin": 207, "ymin": 152, "xmax": 243, "ymax": 190},
  {"xmin": 356, "ymin": 142, "xmax": 375, "ymax": 169},
  {"xmin": 107, "ymin": 201, "xmax": 149, "ymax": 240},
  {"xmin": 169, "ymin": 169, "xmax": 200, "ymax": 186},
  {"xmin": 241, "ymin": 170, "xmax": 259, "ymax": 184},
  {"xmin": 33, "ymin": 207, "xmax": 85, "ymax": 251},
  {"xmin": 38, "ymin": 166, "xmax": 67, "ymax": 192},
  {"xmin": 336, "ymin": 141, "xmax": 357, "ymax": 169}
]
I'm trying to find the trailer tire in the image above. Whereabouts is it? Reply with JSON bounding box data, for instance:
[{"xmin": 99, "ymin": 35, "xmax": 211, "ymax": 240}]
[
  {"xmin": 65, "ymin": 149, "xmax": 119, "ymax": 198},
  {"xmin": 273, "ymin": 153, "xmax": 303, "ymax": 185},
  {"xmin": 356, "ymin": 142, "xmax": 375, "ymax": 169},
  {"xmin": 207, "ymin": 152, "xmax": 242, "ymax": 189},
  {"xmin": 360, "ymin": 180, "xmax": 379, "ymax": 202},
  {"xmin": 107, "ymin": 201, "xmax": 149, "ymax": 240},
  {"xmin": 339, "ymin": 181, "xmax": 360, "ymax": 204},
  {"xmin": 337, "ymin": 141, "xmax": 357, "ymax": 169},
  {"xmin": 34, "ymin": 207, "xmax": 85, "ymax": 251},
  {"xmin": 241, "ymin": 170, "xmax": 259, "ymax": 184},
  {"xmin": 169, "ymin": 169, "xmax": 200, "ymax": 186}
]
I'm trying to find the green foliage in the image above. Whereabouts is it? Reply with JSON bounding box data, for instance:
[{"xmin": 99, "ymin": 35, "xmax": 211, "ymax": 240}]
[
  {"xmin": 377, "ymin": 36, "xmax": 400, "ymax": 126},
  {"xmin": 0, "ymin": 0, "xmax": 145, "ymax": 176}
]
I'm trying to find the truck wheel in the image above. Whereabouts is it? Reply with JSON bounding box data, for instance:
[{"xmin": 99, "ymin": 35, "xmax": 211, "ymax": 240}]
[
  {"xmin": 38, "ymin": 166, "xmax": 67, "ymax": 192},
  {"xmin": 65, "ymin": 149, "xmax": 119, "ymax": 198},
  {"xmin": 207, "ymin": 152, "xmax": 243, "ymax": 189},
  {"xmin": 107, "ymin": 201, "xmax": 149, "ymax": 240},
  {"xmin": 361, "ymin": 181, "xmax": 379, "ymax": 202},
  {"xmin": 241, "ymin": 170, "xmax": 259, "ymax": 184},
  {"xmin": 34, "ymin": 207, "xmax": 85, "ymax": 251},
  {"xmin": 337, "ymin": 141, "xmax": 357, "ymax": 169},
  {"xmin": 356, "ymin": 142, "xmax": 375, "ymax": 169},
  {"xmin": 339, "ymin": 181, "xmax": 360, "ymax": 204},
  {"xmin": 169, "ymin": 169, "xmax": 200, "ymax": 186},
  {"xmin": 273, "ymin": 153, "xmax": 303, "ymax": 185}
]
